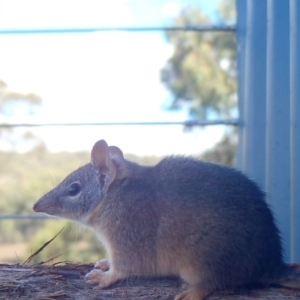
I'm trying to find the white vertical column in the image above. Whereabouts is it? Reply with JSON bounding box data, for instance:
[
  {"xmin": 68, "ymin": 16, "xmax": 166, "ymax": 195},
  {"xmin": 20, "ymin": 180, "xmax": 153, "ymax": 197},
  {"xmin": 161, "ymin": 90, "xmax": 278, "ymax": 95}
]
[
  {"xmin": 290, "ymin": 0, "xmax": 300, "ymax": 263},
  {"xmin": 241, "ymin": 0, "xmax": 267, "ymax": 190},
  {"xmin": 266, "ymin": 0, "xmax": 291, "ymax": 262},
  {"xmin": 236, "ymin": 0, "xmax": 246, "ymax": 170}
]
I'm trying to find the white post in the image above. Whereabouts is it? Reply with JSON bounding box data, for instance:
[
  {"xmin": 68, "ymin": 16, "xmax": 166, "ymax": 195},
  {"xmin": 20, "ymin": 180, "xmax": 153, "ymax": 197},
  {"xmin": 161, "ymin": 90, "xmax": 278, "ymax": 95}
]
[
  {"xmin": 266, "ymin": 0, "xmax": 291, "ymax": 262},
  {"xmin": 237, "ymin": 0, "xmax": 297, "ymax": 262},
  {"xmin": 238, "ymin": 0, "xmax": 267, "ymax": 190},
  {"xmin": 290, "ymin": 0, "xmax": 300, "ymax": 263}
]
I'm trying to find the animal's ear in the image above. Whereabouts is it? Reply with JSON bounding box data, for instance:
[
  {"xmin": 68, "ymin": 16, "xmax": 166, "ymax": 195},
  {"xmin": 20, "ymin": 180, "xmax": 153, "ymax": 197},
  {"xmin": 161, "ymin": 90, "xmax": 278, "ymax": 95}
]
[
  {"xmin": 91, "ymin": 140, "xmax": 117, "ymax": 188},
  {"xmin": 108, "ymin": 145, "xmax": 123, "ymax": 159}
]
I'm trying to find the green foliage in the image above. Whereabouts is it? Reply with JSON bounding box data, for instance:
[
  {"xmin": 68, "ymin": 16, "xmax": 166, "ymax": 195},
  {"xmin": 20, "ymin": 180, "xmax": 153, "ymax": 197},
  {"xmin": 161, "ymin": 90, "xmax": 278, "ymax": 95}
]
[
  {"xmin": 0, "ymin": 79, "xmax": 41, "ymax": 111},
  {"xmin": 201, "ymin": 131, "xmax": 237, "ymax": 167},
  {"xmin": 26, "ymin": 220, "xmax": 106, "ymax": 263},
  {"xmin": 161, "ymin": 0, "xmax": 237, "ymax": 165},
  {"xmin": 0, "ymin": 147, "xmax": 90, "ymax": 246},
  {"xmin": 0, "ymin": 80, "xmax": 42, "ymax": 119},
  {"xmin": 161, "ymin": 1, "xmax": 236, "ymax": 119},
  {"xmin": 0, "ymin": 79, "xmax": 42, "ymax": 148},
  {"xmin": 0, "ymin": 147, "xmax": 89, "ymax": 214}
]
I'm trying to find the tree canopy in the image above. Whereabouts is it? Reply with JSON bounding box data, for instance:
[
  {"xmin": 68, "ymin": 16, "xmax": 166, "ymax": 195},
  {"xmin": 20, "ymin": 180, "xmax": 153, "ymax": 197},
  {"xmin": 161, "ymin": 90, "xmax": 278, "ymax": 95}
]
[
  {"xmin": 0, "ymin": 79, "xmax": 42, "ymax": 148},
  {"xmin": 161, "ymin": 0, "xmax": 236, "ymax": 120},
  {"xmin": 0, "ymin": 79, "xmax": 41, "ymax": 114},
  {"xmin": 160, "ymin": 0, "xmax": 237, "ymax": 167}
]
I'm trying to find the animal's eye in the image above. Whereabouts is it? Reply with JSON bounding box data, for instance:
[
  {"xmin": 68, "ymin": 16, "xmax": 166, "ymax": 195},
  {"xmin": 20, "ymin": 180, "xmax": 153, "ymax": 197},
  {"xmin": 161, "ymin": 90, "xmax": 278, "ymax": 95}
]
[{"xmin": 68, "ymin": 182, "xmax": 81, "ymax": 196}]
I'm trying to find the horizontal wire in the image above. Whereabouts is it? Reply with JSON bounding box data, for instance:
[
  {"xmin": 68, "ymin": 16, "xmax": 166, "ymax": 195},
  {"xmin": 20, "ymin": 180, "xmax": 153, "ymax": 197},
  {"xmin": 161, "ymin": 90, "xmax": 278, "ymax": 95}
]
[
  {"xmin": 0, "ymin": 25, "xmax": 235, "ymax": 35},
  {"xmin": 0, "ymin": 214, "xmax": 50, "ymax": 220},
  {"xmin": 0, "ymin": 119, "xmax": 238, "ymax": 128}
]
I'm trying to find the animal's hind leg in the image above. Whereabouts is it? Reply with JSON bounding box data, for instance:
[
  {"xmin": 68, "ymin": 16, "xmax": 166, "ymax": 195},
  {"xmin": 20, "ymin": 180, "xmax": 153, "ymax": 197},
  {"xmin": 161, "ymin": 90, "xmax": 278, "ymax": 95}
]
[
  {"xmin": 175, "ymin": 286, "xmax": 212, "ymax": 300},
  {"xmin": 175, "ymin": 269, "xmax": 214, "ymax": 300}
]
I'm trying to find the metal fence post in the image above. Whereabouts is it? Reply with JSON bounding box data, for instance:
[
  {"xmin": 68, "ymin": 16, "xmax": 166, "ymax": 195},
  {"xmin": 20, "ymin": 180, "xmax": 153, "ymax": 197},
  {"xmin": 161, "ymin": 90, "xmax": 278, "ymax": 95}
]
[
  {"xmin": 266, "ymin": 0, "xmax": 291, "ymax": 262},
  {"xmin": 237, "ymin": 0, "xmax": 267, "ymax": 191},
  {"xmin": 237, "ymin": 0, "xmax": 297, "ymax": 262},
  {"xmin": 290, "ymin": 0, "xmax": 300, "ymax": 263}
]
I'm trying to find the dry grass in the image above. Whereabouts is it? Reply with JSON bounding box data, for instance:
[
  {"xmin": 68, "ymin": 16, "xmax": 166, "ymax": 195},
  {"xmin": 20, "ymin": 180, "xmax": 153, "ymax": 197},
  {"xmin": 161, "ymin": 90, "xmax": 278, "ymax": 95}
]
[
  {"xmin": 1, "ymin": 262, "xmax": 300, "ymax": 300},
  {"xmin": 1, "ymin": 231, "xmax": 300, "ymax": 300}
]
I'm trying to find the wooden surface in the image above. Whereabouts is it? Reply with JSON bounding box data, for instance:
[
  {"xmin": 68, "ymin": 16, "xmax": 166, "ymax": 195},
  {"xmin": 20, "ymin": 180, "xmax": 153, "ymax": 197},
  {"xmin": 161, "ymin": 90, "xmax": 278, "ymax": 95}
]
[{"xmin": 0, "ymin": 263, "xmax": 300, "ymax": 300}]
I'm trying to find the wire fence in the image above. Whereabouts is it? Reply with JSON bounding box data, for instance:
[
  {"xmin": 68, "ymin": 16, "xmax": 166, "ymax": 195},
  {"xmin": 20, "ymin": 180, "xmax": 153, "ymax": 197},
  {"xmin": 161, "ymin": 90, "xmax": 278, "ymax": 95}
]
[
  {"xmin": 0, "ymin": 23, "xmax": 237, "ymax": 220},
  {"xmin": 0, "ymin": 25, "xmax": 235, "ymax": 34},
  {"xmin": 0, "ymin": 119, "xmax": 239, "ymax": 128},
  {"xmin": 0, "ymin": 214, "xmax": 50, "ymax": 219}
]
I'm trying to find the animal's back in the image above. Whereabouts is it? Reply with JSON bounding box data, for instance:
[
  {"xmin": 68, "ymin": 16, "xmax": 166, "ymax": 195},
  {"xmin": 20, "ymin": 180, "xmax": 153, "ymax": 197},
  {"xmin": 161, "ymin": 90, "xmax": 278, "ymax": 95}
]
[{"xmin": 151, "ymin": 156, "xmax": 284, "ymax": 289}]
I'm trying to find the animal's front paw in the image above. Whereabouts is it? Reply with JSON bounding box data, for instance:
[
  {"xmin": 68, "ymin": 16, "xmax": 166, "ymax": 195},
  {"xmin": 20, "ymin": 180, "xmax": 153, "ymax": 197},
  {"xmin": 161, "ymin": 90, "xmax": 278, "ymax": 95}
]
[
  {"xmin": 85, "ymin": 269, "xmax": 116, "ymax": 290},
  {"xmin": 94, "ymin": 259, "xmax": 110, "ymax": 271}
]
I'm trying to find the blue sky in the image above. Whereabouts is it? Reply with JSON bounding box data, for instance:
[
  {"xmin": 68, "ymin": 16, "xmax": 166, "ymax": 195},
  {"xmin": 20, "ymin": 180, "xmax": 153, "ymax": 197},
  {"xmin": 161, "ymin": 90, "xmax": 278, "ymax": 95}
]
[{"xmin": 0, "ymin": 0, "xmax": 229, "ymax": 156}]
